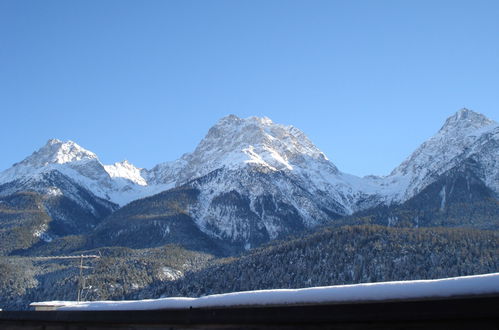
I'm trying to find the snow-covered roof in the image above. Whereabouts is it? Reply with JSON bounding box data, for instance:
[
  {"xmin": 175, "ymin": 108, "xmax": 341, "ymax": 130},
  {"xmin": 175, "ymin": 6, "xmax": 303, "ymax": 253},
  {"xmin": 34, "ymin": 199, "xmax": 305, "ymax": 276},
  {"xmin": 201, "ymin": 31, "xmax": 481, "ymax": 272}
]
[{"xmin": 31, "ymin": 273, "xmax": 499, "ymax": 311}]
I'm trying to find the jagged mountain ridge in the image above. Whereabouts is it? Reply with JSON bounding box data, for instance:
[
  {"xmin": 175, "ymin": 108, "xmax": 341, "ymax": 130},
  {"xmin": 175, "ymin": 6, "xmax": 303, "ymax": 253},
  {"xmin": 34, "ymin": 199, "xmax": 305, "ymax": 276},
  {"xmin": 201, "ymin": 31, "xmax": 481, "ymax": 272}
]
[
  {"xmin": 2, "ymin": 109, "xmax": 496, "ymax": 208},
  {"xmin": 0, "ymin": 108, "xmax": 497, "ymax": 251},
  {"xmin": 0, "ymin": 115, "xmax": 369, "ymax": 212}
]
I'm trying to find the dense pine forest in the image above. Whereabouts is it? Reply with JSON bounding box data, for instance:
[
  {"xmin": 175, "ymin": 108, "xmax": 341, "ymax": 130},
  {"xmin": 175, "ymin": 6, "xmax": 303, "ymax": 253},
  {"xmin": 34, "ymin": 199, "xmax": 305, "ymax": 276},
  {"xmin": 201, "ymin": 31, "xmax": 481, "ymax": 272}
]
[{"xmin": 131, "ymin": 225, "xmax": 499, "ymax": 299}]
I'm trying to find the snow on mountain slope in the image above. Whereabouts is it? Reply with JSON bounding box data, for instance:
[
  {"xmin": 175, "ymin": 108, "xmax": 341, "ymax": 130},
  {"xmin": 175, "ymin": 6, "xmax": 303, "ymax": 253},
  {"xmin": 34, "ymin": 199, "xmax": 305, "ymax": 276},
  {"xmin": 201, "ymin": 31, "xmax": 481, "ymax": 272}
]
[
  {"xmin": 365, "ymin": 108, "xmax": 499, "ymax": 203},
  {"xmin": 186, "ymin": 168, "xmax": 345, "ymax": 247}
]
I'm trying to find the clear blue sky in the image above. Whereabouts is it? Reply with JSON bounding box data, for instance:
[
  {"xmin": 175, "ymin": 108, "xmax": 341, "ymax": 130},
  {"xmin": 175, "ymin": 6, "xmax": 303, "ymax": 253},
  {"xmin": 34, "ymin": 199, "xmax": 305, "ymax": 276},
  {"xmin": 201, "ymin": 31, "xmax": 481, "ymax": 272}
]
[{"xmin": 1, "ymin": 0, "xmax": 498, "ymax": 176}]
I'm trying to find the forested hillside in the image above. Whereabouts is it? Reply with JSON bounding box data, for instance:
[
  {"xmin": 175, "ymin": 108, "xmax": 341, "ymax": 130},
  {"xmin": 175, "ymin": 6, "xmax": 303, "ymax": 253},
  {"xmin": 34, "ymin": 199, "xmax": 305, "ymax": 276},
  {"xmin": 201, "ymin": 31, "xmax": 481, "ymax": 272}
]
[
  {"xmin": 0, "ymin": 245, "xmax": 213, "ymax": 310},
  {"xmin": 134, "ymin": 225, "xmax": 499, "ymax": 300}
]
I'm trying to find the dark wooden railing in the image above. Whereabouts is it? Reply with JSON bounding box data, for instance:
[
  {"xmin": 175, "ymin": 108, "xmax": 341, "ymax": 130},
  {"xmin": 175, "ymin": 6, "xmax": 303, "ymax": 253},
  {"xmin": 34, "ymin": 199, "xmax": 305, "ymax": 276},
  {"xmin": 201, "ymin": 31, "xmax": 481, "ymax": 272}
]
[{"xmin": 1, "ymin": 295, "xmax": 498, "ymax": 329}]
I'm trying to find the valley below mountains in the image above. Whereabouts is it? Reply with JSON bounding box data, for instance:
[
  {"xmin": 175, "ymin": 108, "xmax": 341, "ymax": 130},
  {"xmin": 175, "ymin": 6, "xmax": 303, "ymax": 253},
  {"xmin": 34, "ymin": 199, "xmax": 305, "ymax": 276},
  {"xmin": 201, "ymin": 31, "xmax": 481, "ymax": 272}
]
[{"xmin": 0, "ymin": 108, "xmax": 498, "ymax": 310}]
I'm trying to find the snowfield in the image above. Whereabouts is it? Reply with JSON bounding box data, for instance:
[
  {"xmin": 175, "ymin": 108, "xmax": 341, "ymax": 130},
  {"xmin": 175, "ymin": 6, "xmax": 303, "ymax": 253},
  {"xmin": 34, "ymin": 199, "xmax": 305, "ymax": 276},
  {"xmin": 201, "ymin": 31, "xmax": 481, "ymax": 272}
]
[{"xmin": 31, "ymin": 273, "xmax": 499, "ymax": 311}]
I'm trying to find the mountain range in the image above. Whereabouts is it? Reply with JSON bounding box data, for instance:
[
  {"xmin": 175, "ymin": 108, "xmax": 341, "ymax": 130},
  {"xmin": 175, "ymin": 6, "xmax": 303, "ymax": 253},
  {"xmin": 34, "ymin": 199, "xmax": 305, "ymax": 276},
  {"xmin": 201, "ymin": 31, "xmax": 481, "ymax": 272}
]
[
  {"xmin": 1, "ymin": 108, "xmax": 498, "ymax": 310},
  {"xmin": 0, "ymin": 108, "xmax": 498, "ymax": 255}
]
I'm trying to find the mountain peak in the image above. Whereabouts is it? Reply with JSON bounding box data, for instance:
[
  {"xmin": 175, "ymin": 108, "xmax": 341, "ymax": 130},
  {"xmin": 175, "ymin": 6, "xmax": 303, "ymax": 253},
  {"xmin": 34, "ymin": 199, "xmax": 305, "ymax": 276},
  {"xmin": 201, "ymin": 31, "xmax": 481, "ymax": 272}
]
[
  {"xmin": 199, "ymin": 115, "xmax": 329, "ymax": 166},
  {"xmin": 15, "ymin": 139, "xmax": 98, "ymax": 169},
  {"xmin": 206, "ymin": 115, "xmax": 274, "ymax": 146},
  {"xmin": 389, "ymin": 108, "xmax": 498, "ymax": 200},
  {"xmin": 46, "ymin": 138, "xmax": 63, "ymax": 145},
  {"xmin": 216, "ymin": 114, "xmax": 274, "ymax": 128},
  {"xmin": 104, "ymin": 160, "xmax": 147, "ymax": 186},
  {"xmin": 218, "ymin": 114, "xmax": 241, "ymax": 123},
  {"xmin": 149, "ymin": 115, "xmax": 337, "ymax": 186},
  {"xmin": 439, "ymin": 108, "xmax": 495, "ymax": 135}
]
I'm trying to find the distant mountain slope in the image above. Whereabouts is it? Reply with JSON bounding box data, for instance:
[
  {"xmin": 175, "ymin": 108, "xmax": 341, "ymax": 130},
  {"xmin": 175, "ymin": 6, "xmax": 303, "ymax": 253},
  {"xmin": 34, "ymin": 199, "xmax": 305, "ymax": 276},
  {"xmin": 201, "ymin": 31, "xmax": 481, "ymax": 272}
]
[
  {"xmin": 91, "ymin": 167, "xmax": 346, "ymax": 254},
  {"xmin": 344, "ymin": 157, "xmax": 499, "ymax": 230},
  {"xmin": 91, "ymin": 186, "xmax": 228, "ymax": 255},
  {"xmin": 0, "ymin": 192, "xmax": 50, "ymax": 255},
  {"xmin": 0, "ymin": 170, "xmax": 116, "ymax": 252}
]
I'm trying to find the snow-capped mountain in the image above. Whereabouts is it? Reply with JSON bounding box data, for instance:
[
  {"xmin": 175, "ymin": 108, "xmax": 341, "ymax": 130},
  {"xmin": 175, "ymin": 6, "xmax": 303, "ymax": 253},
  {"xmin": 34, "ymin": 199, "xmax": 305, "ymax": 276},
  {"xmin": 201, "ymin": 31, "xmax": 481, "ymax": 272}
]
[
  {"xmin": 145, "ymin": 115, "xmax": 366, "ymax": 213},
  {"xmin": 93, "ymin": 115, "xmax": 367, "ymax": 250},
  {"xmin": 0, "ymin": 140, "xmax": 120, "ymax": 240},
  {"xmin": 147, "ymin": 115, "xmax": 336, "ymax": 184},
  {"xmin": 365, "ymin": 108, "xmax": 499, "ymax": 203},
  {"xmin": 0, "ymin": 139, "xmax": 114, "ymax": 207},
  {"xmin": 0, "ymin": 139, "xmax": 99, "ymax": 181},
  {"xmin": 0, "ymin": 139, "xmax": 168, "ymax": 207}
]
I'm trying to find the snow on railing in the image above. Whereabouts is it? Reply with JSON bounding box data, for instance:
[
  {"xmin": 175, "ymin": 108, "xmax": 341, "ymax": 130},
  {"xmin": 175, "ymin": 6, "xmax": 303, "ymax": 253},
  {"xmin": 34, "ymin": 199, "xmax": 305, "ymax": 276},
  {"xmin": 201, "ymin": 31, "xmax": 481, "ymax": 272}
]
[{"xmin": 31, "ymin": 273, "xmax": 499, "ymax": 311}]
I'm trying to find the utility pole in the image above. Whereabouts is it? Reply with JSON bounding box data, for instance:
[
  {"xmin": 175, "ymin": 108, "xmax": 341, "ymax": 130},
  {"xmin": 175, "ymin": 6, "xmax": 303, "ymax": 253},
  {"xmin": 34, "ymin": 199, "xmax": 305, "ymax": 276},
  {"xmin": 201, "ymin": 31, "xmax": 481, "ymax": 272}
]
[
  {"xmin": 30, "ymin": 254, "xmax": 100, "ymax": 302},
  {"xmin": 76, "ymin": 254, "xmax": 100, "ymax": 302},
  {"xmin": 77, "ymin": 255, "xmax": 84, "ymax": 302}
]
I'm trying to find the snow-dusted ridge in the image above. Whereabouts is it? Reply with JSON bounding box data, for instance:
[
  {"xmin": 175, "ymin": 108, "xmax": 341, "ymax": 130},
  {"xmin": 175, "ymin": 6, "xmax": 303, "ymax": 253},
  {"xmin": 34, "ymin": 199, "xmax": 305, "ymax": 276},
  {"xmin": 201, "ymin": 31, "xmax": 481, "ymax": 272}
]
[{"xmin": 31, "ymin": 272, "xmax": 499, "ymax": 311}]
